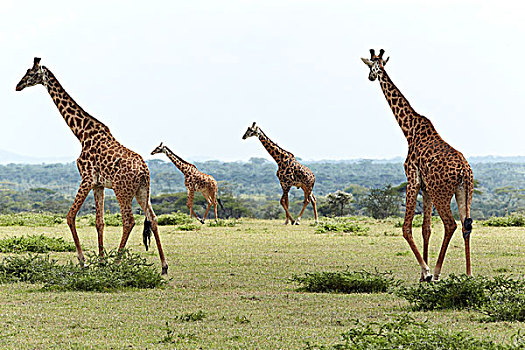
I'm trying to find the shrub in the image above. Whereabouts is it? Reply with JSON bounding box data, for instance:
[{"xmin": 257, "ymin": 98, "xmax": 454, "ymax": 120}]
[
  {"xmin": 482, "ymin": 213, "xmax": 525, "ymax": 227},
  {"xmin": 304, "ymin": 314, "xmax": 524, "ymax": 350},
  {"xmin": 291, "ymin": 270, "xmax": 398, "ymax": 294},
  {"xmin": 481, "ymin": 276, "xmax": 525, "ymax": 322},
  {"xmin": 207, "ymin": 219, "xmax": 238, "ymax": 227},
  {"xmin": 397, "ymin": 274, "xmax": 525, "ymax": 321},
  {"xmin": 0, "ymin": 213, "xmax": 63, "ymax": 227},
  {"xmin": 176, "ymin": 310, "xmax": 207, "ymax": 322},
  {"xmin": 80, "ymin": 213, "xmax": 144, "ymax": 227},
  {"xmin": 157, "ymin": 212, "xmax": 193, "ymax": 226},
  {"xmin": 176, "ymin": 223, "xmax": 201, "ymax": 231},
  {"xmin": 0, "ymin": 249, "xmax": 165, "ymax": 291},
  {"xmin": 0, "ymin": 235, "xmax": 75, "ymax": 253},
  {"xmin": 394, "ymin": 214, "xmax": 441, "ymax": 228},
  {"xmin": 315, "ymin": 219, "xmax": 369, "ymax": 235},
  {"xmin": 397, "ymin": 274, "xmax": 488, "ymax": 311}
]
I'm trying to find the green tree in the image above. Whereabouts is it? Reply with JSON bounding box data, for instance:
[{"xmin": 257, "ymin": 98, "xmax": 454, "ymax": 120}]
[{"xmin": 362, "ymin": 184, "xmax": 402, "ymax": 219}]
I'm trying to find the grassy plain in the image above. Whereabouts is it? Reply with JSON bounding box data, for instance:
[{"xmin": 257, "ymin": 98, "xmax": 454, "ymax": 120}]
[{"xmin": 0, "ymin": 218, "xmax": 523, "ymax": 349}]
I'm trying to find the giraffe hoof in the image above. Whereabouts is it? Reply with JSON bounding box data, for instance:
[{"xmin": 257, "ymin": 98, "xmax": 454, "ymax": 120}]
[
  {"xmin": 199, "ymin": 219, "xmax": 205, "ymax": 224},
  {"xmin": 294, "ymin": 221, "xmax": 300, "ymax": 225},
  {"xmin": 419, "ymin": 274, "xmax": 433, "ymax": 283},
  {"xmin": 161, "ymin": 265, "xmax": 168, "ymax": 275}
]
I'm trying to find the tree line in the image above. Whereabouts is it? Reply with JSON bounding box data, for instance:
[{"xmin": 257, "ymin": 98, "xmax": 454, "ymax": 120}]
[{"xmin": 0, "ymin": 159, "xmax": 523, "ymax": 219}]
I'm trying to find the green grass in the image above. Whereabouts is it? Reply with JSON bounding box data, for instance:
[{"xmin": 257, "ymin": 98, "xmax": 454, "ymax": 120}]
[
  {"xmin": 0, "ymin": 234, "xmax": 75, "ymax": 253},
  {"xmin": 0, "ymin": 213, "xmax": 64, "ymax": 226},
  {"xmin": 315, "ymin": 219, "xmax": 369, "ymax": 234},
  {"xmin": 0, "ymin": 218, "xmax": 523, "ymax": 349}
]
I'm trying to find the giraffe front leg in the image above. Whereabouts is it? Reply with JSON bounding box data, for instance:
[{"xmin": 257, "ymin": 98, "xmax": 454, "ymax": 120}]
[
  {"xmin": 67, "ymin": 181, "xmax": 92, "ymax": 267},
  {"xmin": 94, "ymin": 187, "xmax": 105, "ymax": 257},
  {"xmin": 187, "ymin": 190, "xmax": 204, "ymax": 224},
  {"xmin": 421, "ymin": 190, "xmax": 432, "ymax": 266},
  {"xmin": 280, "ymin": 187, "xmax": 294, "ymax": 225},
  {"xmin": 403, "ymin": 172, "xmax": 431, "ymax": 282}
]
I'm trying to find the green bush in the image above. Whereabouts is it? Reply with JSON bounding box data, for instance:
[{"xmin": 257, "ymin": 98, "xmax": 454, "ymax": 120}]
[
  {"xmin": 305, "ymin": 314, "xmax": 524, "ymax": 350},
  {"xmin": 397, "ymin": 274, "xmax": 488, "ymax": 311},
  {"xmin": 207, "ymin": 219, "xmax": 238, "ymax": 227},
  {"xmin": 315, "ymin": 219, "xmax": 369, "ymax": 235},
  {"xmin": 80, "ymin": 213, "xmax": 144, "ymax": 227},
  {"xmin": 481, "ymin": 276, "xmax": 525, "ymax": 322},
  {"xmin": 394, "ymin": 214, "xmax": 442, "ymax": 228},
  {"xmin": 398, "ymin": 274, "xmax": 525, "ymax": 321},
  {"xmin": 291, "ymin": 270, "xmax": 398, "ymax": 294},
  {"xmin": 175, "ymin": 310, "xmax": 207, "ymax": 322},
  {"xmin": 0, "ymin": 213, "xmax": 63, "ymax": 227},
  {"xmin": 176, "ymin": 223, "xmax": 201, "ymax": 231},
  {"xmin": 0, "ymin": 249, "xmax": 165, "ymax": 291},
  {"xmin": 157, "ymin": 212, "xmax": 193, "ymax": 226},
  {"xmin": 0, "ymin": 235, "xmax": 75, "ymax": 253},
  {"xmin": 482, "ymin": 213, "xmax": 525, "ymax": 227}
]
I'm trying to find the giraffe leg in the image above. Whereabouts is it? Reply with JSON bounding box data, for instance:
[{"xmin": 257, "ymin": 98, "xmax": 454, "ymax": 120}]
[
  {"xmin": 202, "ymin": 193, "xmax": 213, "ymax": 223},
  {"xmin": 432, "ymin": 201, "xmax": 457, "ymax": 281},
  {"xmin": 93, "ymin": 186, "xmax": 105, "ymax": 257},
  {"xmin": 280, "ymin": 186, "xmax": 294, "ymax": 225},
  {"xmin": 116, "ymin": 193, "xmax": 135, "ymax": 251},
  {"xmin": 421, "ymin": 189, "xmax": 433, "ymax": 266},
  {"xmin": 295, "ymin": 187, "xmax": 312, "ymax": 225},
  {"xmin": 310, "ymin": 194, "xmax": 319, "ymax": 225},
  {"xmin": 136, "ymin": 186, "xmax": 168, "ymax": 275},
  {"xmin": 187, "ymin": 190, "xmax": 204, "ymax": 224},
  {"xmin": 66, "ymin": 181, "xmax": 92, "ymax": 266},
  {"xmin": 455, "ymin": 185, "xmax": 472, "ymax": 276},
  {"xmin": 403, "ymin": 175, "xmax": 431, "ymax": 282}
]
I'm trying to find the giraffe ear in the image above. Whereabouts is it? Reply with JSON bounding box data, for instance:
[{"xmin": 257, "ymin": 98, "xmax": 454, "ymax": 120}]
[
  {"xmin": 33, "ymin": 57, "xmax": 41, "ymax": 66},
  {"xmin": 383, "ymin": 57, "xmax": 390, "ymax": 65},
  {"xmin": 361, "ymin": 58, "xmax": 373, "ymax": 67}
]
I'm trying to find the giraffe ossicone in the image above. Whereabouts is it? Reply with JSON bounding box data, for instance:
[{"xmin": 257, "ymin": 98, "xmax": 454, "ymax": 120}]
[
  {"xmin": 16, "ymin": 57, "xmax": 168, "ymax": 275},
  {"xmin": 362, "ymin": 49, "xmax": 474, "ymax": 282}
]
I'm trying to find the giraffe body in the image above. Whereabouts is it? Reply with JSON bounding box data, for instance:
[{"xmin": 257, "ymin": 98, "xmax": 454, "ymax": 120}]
[
  {"xmin": 362, "ymin": 50, "xmax": 473, "ymax": 281},
  {"xmin": 16, "ymin": 58, "xmax": 168, "ymax": 275},
  {"xmin": 151, "ymin": 143, "xmax": 222, "ymax": 222},
  {"xmin": 243, "ymin": 122, "xmax": 318, "ymax": 224}
]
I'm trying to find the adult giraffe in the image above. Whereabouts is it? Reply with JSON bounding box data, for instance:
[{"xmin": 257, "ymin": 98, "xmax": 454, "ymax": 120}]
[
  {"xmin": 242, "ymin": 122, "xmax": 318, "ymax": 225},
  {"xmin": 16, "ymin": 57, "xmax": 168, "ymax": 275},
  {"xmin": 361, "ymin": 49, "xmax": 473, "ymax": 282}
]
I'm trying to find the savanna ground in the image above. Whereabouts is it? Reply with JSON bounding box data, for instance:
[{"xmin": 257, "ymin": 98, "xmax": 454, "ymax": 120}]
[{"xmin": 0, "ymin": 218, "xmax": 523, "ymax": 349}]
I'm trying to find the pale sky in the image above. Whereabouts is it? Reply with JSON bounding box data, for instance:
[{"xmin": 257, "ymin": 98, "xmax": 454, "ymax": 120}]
[{"xmin": 1, "ymin": 0, "xmax": 524, "ymax": 162}]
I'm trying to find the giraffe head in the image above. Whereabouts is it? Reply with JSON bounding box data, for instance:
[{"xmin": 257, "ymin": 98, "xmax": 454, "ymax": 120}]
[
  {"xmin": 151, "ymin": 142, "xmax": 167, "ymax": 155},
  {"xmin": 242, "ymin": 122, "xmax": 260, "ymax": 140},
  {"xmin": 16, "ymin": 57, "xmax": 47, "ymax": 91},
  {"xmin": 361, "ymin": 49, "xmax": 389, "ymax": 81}
]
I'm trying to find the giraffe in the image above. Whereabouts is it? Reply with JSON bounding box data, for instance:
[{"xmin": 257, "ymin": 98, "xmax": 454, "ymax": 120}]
[
  {"xmin": 16, "ymin": 57, "xmax": 168, "ymax": 275},
  {"xmin": 361, "ymin": 49, "xmax": 474, "ymax": 282},
  {"xmin": 151, "ymin": 143, "xmax": 223, "ymax": 223},
  {"xmin": 242, "ymin": 122, "xmax": 318, "ymax": 225}
]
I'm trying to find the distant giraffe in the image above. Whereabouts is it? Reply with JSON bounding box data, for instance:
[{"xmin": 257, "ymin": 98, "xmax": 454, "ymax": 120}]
[
  {"xmin": 16, "ymin": 57, "xmax": 168, "ymax": 274},
  {"xmin": 151, "ymin": 143, "xmax": 223, "ymax": 223},
  {"xmin": 362, "ymin": 49, "xmax": 473, "ymax": 281},
  {"xmin": 242, "ymin": 122, "xmax": 318, "ymax": 225}
]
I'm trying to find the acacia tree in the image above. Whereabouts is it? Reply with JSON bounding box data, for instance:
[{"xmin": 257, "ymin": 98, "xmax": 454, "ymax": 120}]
[
  {"xmin": 362, "ymin": 184, "xmax": 402, "ymax": 219},
  {"xmin": 326, "ymin": 190, "xmax": 354, "ymax": 217}
]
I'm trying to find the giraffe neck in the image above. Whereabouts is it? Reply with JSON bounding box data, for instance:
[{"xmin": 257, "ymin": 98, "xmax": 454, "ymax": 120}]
[
  {"xmin": 376, "ymin": 68, "xmax": 422, "ymax": 141},
  {"xmin": 257, "ymin": 129, "xmax": 293, "ymax": 164},
  {"xmin": 162, "ymin": 146, "xmax": 196, "ymax": 175},
  {"xmin": 42, "ymin": 67, "xmax": 111, "ymax": 141}
]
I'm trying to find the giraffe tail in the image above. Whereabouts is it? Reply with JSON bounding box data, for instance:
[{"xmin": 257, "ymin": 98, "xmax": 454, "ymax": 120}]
[
  {"xmin": 462, "ymin": 166, "xmax": 474, "ymax": 239},
  {"xmin": 217, "ymin": 191, "xmax": 224, "ymax": 210},
  {"xmin": 143, "ymin": 219, "xmax": 152, "ymax": 251}
]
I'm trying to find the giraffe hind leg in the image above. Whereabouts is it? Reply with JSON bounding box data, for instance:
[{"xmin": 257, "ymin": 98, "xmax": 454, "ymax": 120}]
[
  {"xmin": 455, "ymin": 185, "xmax": 472, "ymax": 276},
  {"xmin": 136, "ymin": 185, "xmax": 168, "ymax": 275},
  {"xmin": 93, "ymin": 187, "xmax": 105, "ymax": 257}
]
